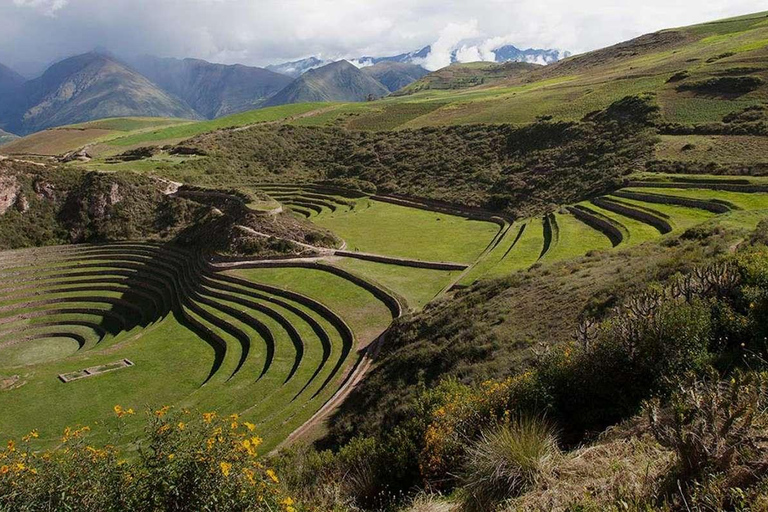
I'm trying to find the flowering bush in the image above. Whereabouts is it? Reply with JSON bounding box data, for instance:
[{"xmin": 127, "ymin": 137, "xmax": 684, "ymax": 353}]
[{"xmin": 0, "ymin": 407, "xmax": 296, "ymax": 511}]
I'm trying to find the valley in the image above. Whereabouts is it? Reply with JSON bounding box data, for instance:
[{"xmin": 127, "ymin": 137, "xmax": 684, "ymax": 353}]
[{"xmin": 2, "ymin": 8, "xmax": 768, "ymax": 512}]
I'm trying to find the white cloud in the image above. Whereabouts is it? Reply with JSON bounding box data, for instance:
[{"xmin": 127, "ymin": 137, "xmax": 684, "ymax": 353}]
[
  {"xmin": 415, "ymin": 20, "xmax": 481, "ymax": 70},
  {"xmin": 13, "ymin": 0, "xmax": 68, "ymax": 16},
  {"xmin": 0, "ymin": 0, "xmax": 766, "ymax": 71}
]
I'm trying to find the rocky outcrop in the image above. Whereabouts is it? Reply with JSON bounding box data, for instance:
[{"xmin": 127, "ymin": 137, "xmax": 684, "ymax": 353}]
[{"xmin": 0, "ymin": 175, "xmax": 19, "ymax": 215}]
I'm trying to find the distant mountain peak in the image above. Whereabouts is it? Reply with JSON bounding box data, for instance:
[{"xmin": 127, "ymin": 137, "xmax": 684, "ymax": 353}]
[
  {"xmin": 264, "ymin": 59, "xmax": 390, "ymax": 107},
  {"xmin": 3, "ymin": 52, "xmax": 200, "ymax": 135},
  {"xmin": 128, "ymin": 55, "xmax": 292, "ymax": 119}
]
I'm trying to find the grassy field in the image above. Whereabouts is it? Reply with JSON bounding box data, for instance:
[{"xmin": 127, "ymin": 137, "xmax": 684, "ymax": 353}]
[
  {"xmin": 624, "ymin": 187, "xmax": 768, "ymax": 210},
  {"xmin": 331, "ymin": 257, "xmax": 459, "ymax": 310},
  {"xmin": 579, "ymin": 201, "xmax": 663, "ymax": 246},
  {"xmin": 229, "ymin": 266, "xmax": 393, "ymax": 345},
  {"xmin": 0, "ymin": 244, "xmax": 394, "ymax": 451},
  {"xmin": 654, "ymin": 135, "xmax": 768, "ymax": 163},
  {"xmin": 542, "ymin": 212, "xmax": 613, "ymax": 262},
  {"xmin": 606, "ymin": 195, "xmax": 717, "ymax": 231},
  {"xmin": 108, "ymin": 104, "xmax": 330, "ymax": 147},
  {"xmin": 311, "ymin": 198, "xmax": 499, "ymax": 263}
]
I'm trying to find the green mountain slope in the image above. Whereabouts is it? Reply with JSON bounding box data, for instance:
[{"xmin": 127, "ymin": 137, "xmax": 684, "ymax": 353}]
[{"xmin": 264, "ymin": 60, "xmax": 390, "ymax": 106}]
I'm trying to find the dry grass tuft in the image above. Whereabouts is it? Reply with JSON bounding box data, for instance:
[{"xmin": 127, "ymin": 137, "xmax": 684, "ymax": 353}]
[
  {"xmin": 507, "ymin": 433, "xmax": 672, "ymax": 511},
  {"xmin": 461, "ymin": 417, "xmax": 559, "ymax": 511},
  {"xmin": 405, "ymin": 492, "xmax": 457, "ymax": 512}
]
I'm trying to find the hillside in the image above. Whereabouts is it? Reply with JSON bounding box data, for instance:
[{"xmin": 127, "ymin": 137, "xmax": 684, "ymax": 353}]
[
  {"xmin": 129, "ymin": 55, "xmax": 292, "ymax": 118},
  {"xmin": 360, "ymin": 62, "xmax": 429, "ymax": 92},
  {"xmin": 5, "ymin": 53, "xmax": 200, "ymax": 135},
  {"xmin": 264, "ymin": 60, "xmax": 391, "ymax": 106},
  {"xmin": 0, "ymin": 129, "xmax": 18, "ymax": 146},
  {"xmin": 395, "ymin": 60, "xmax": 541, "ymax": 95}
]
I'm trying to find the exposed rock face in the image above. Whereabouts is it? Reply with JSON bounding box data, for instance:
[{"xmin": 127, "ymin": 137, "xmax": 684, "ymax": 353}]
[
  {"xmin": 15, "ymin": 193, "xmax": 29, "ymax": 213},
  {"xmin": 60, "ymin": 149, "xmax": 92, "ymax": 163},
  {"xmin": 0, "ymin": 175, "xmax": 19, "ymax": 215},
  {"xmin": 33, "ymin": 178, "xmax": 56, "ymax": 200},
  {"xmin": 88, "ymin": 183, "xmax": 122, "ymax": 219}
]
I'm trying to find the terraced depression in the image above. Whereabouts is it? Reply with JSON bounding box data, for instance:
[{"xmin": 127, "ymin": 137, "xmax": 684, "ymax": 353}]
[
  {"xmin": 0, "ymin": 242, "xmax": 397, "ymax": 449},
  {"xmin": 6, "ymin": 8, "xmax": 768, "ymax": 509}
]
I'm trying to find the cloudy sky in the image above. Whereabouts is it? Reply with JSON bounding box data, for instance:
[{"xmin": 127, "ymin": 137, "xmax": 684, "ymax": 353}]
[{"xmin": 1, "ymin": 0, "xmax": 766, "ymax": 75}]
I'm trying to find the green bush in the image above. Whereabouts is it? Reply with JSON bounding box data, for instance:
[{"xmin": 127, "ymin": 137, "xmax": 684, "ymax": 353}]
[{"xmin": 0, "ymin": 408, "xmax": 296, "ymax": 512}]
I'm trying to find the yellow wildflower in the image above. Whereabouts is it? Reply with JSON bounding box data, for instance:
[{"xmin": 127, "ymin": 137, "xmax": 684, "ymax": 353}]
[
  {"xmin": 168, "ymin": 454, "xmax": 175, "ymax": 461},
  {"xmin": 244, "ymin": 422, "xmax": 256, "ymax": 432},
  {"xmin": 155, "ymin": 406, "xmax": 171, "ymax": 418},
  {"xmin": 266, "ymin": 468, "xmax": 279, "ymax": 483},
  {"xmin": 178, "ymin": 422, "xmax": 186, "ymax": 431},
  {"xmin": 22, "ymin": 430, "xmax": 39, "ymax": 442},
  {"xmin": 6, "ymin": 440, "xmax": 15, "ymax": 452},
  {"xmin": 220, "ymin": 462, "xmax": 232, "ymax": 477},
  {"xmin": 203, "ymin": 412, "xmax": 216, "ymax": 424},
  {"xmin": 114, "ymin": 405, "xmax": 134, "ymax": 418},
  {"xmin": 0, "ymin": 465, "xmax": 9, "ymax": 475}
]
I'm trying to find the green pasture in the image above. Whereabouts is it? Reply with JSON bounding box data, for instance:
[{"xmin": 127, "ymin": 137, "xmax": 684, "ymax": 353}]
[{"xmin": 310, "ymin": 198, "xmax": 499, "ymax": 264}]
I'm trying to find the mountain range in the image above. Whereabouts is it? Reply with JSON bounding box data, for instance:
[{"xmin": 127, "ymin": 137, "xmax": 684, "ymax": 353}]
[
  {"xmin": 0, "ymin": 42, "xmax": 566, "ymax": 137},
  {"xmin": 128, "ymin": 55, "xmax": 292, "ymax": 118},
  {"xmin": 266, "ymin": 44, "xmax": 567, "ymax": 77}
]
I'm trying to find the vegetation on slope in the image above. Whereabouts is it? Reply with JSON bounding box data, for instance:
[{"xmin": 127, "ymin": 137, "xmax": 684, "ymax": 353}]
[
  {"xmin": 179, "ymin": 95, "xmax": 659, "ymax": 217},
  {"xmin": 0, "ymin": 159, "xmax": 337, "ymax": 256},
  {"xmin": 275, "ymin": 221, "xmax": 768, "ymax": 510},
  {"xmin": 0, "ymin": 408, "xmax": 295, "ymax": 511}
]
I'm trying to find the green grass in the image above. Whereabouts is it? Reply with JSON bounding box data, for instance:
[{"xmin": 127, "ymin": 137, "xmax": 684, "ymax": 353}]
[
  {"xmin": 463, "ymin": 218, "xmax": 546, "ymax": 283},
  {"xmin": 311, "ymin": 198, "xmax": 499, "ymax": 263},
  {"xmin": 654, "ymin": 135, "xmax": 768, "ymax": 163},
  {"xmin": 0, "ymin": 337, "xmax": 81, "ymax": 366},
  {"xmin": 331, "ymin": 257, "xmax": 459, "ymax": 310},
  {"xmin": 543, "ymin": 213, "xmax": 613, "ymax": 262},
  {"xmin": 580, "ymin": 201, "xmax": 663, "ymax": 246},
  {"xmin": 108, "ymin": 104, "xmax": 329, "ymax": 146},
  {"xmin": 607, "ymin": 196, "xmax": 716, "ymax": 231},
  {"xmin": 624, "ymin": 187, "xmax": 768, "ymax": 211},
  {"xmin": 230, "ymin": 266, "xmax": 392, "ymax": 343},
  {"xmin": 69, "ymin": 117, "xmax": 191, "ymax": 132},
  {"xmin": 0, "ymin": 314, "xmax": 211, "ymax": 445},
  {"xmin": 0, "ymin": 244, "xmax": 397, "ymax": 451}
]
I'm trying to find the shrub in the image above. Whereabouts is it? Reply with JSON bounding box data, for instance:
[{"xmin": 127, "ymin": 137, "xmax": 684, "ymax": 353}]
[
  {"xmin": 460, "ymin": 417, "xmax": 559, "ymax": 511},
  {"xmin": 677, "ymin": 76, "xmax": 764, "ymax": 95},
  {"xmin": 0, "ymin": 407, "xmax": 294, "ymax": 512},
  {"xmin": 646, "ymin": 371, "xmax": 768, "ymax": 480}
]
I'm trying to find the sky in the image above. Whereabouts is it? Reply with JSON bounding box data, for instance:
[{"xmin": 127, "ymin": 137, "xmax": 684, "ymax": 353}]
[{"xmin": 1, "ymin": 0, "xmax": 766, "ymax": 75}]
